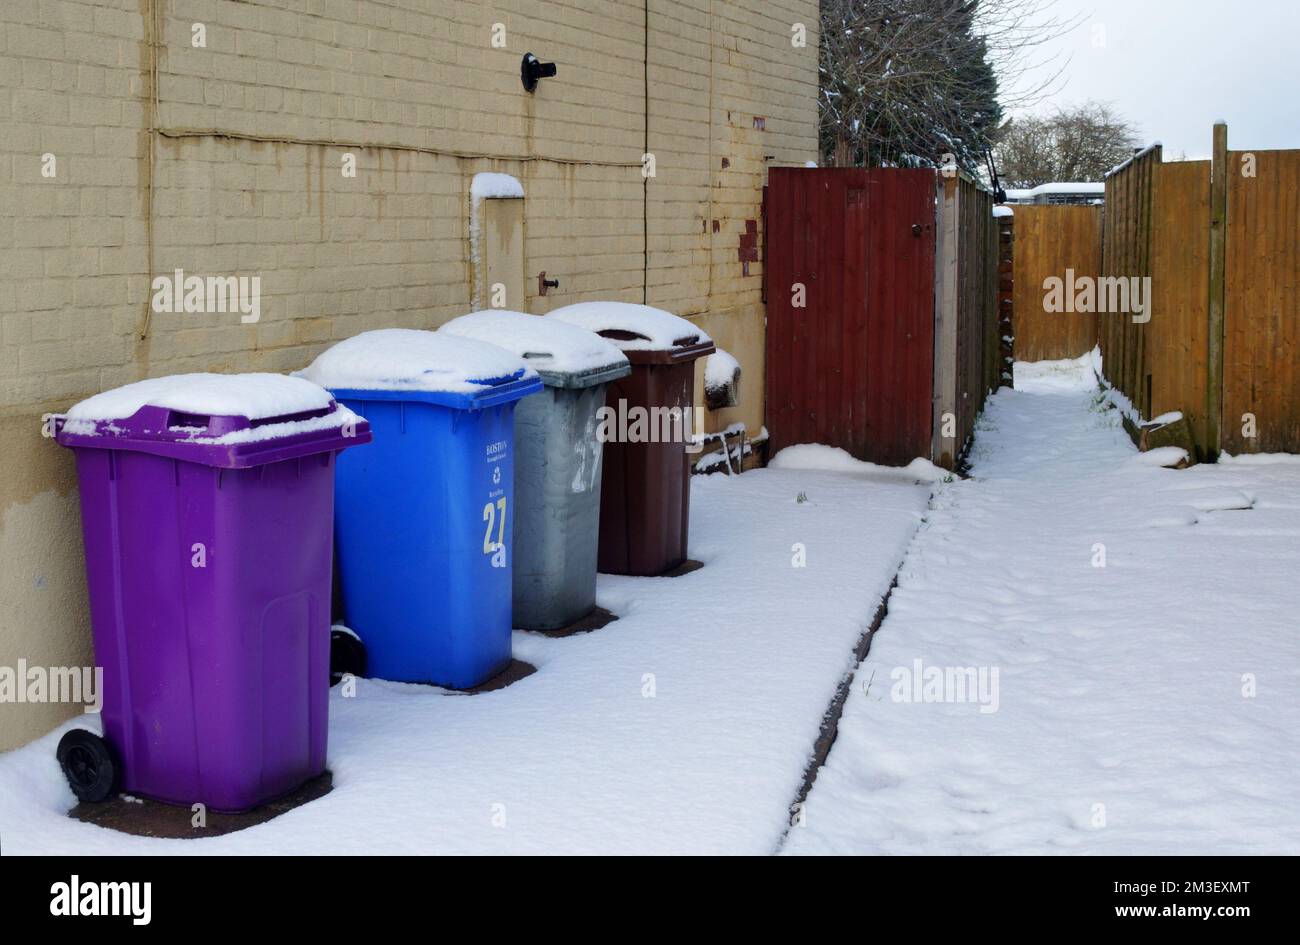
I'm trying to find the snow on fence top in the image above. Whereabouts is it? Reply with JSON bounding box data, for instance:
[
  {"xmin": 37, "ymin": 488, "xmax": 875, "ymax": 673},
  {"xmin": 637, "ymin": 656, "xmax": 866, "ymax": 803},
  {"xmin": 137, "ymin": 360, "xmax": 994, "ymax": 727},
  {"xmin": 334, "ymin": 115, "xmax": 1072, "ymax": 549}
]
[
  {"xmin": 297, "ymin": 328, "xmax": 534, "ymax": 393},
  {"xmin": 546, "ymin": 301, "xmax": 712, "ymax": 351},
  {"xmin": 67, "ymin": 372, "xmax": 336, "ymax": 423},
  {"xmin": 1105, "ymin": 142, "xmax": 1163, "ymax": 179},
  {"xmin": 439, "ymin": 310, "xmax": 629, "ymax": 375},
  {"xmin": 469, "ymin": 172, "xmax": 524, "ymax": 200}
]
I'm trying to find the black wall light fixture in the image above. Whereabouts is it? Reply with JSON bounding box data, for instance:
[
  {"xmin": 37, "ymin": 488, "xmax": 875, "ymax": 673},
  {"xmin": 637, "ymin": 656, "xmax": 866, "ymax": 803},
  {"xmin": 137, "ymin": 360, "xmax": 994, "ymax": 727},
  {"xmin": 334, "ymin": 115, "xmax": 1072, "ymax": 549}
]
[{"xmin": 521, "ymin": 53, "xmax": 557, "ymax": 92}]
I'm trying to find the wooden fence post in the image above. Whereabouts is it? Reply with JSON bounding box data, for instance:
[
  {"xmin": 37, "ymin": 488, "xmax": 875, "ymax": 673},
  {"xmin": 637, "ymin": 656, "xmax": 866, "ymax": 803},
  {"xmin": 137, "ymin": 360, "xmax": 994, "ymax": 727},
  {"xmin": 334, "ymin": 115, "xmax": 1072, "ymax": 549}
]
[
  {"xmin": 932, "ymin": 175, "xmax": 959, "ymax": 468},
  {"xmin": 1206, "ymin": 122, "xmax": 1228, "ymax": 459}
]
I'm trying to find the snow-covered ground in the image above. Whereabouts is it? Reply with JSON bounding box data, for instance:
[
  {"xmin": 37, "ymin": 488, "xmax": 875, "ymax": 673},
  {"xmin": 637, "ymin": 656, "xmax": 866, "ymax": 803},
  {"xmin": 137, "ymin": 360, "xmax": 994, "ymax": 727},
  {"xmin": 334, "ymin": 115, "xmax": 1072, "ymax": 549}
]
[
  {"xmin": 8, "ymin": 352, "xmax": 1299, "ymax": 855},
  {"xmin": 786, "ymin": 355, "xmax": 1300, "ymax": 855},
  {"xmin": 0, "ymin": 458, "xmax": 931, "ymax": 854}
]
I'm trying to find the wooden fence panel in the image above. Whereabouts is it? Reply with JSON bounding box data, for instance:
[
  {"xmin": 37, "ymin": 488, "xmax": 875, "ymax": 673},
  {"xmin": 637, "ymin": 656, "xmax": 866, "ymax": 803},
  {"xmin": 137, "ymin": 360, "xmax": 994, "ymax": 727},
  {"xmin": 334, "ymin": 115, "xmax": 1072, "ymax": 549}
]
[
  {"xmin": 933, "ymin": 175, "xmax": 999, "ymax": 468},
  {"xmin": 763, "ymin": 169, "xmax": 1006, "ymax": 470},
  {"xmin": 1010, "ymin": 205, "xmax": 1102, "ymax": 361},
  {"xmin": 1223, "ymin": 149, "xmax": 1300, "ymax": 454},
  {"xmin": 1148, "ymin": 159, "xmax": 1211, "ymax": 448},
  {"xmin": 1100, "ymin": 164, "xmax": 1124, "ymax": 397},
  {"xmin": 962, "ymin": 179, "xmax": 998, "ymax": 438},
  {"xmin": 1099, "ymin": 130, "xmax": 1300, "ymax": 458},
  {"xmin": 1102, "ymin": 146, "xmax": 1161, "ymax": 415},
  {"xmin": 985, "ymin": 197, "xmax": 1002, "ymax": 395},
  {"xmin": 764, "ymin": 167, "xmax": 937, "ymax": 465}
]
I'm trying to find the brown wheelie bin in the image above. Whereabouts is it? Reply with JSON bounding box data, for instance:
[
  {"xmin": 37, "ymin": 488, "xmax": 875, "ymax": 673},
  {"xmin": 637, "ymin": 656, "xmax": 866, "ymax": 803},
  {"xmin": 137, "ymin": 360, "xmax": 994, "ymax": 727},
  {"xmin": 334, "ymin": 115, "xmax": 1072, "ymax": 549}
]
[{"xmin": 547, "ymin": 302, "xmax": 715, "ymax": 576}]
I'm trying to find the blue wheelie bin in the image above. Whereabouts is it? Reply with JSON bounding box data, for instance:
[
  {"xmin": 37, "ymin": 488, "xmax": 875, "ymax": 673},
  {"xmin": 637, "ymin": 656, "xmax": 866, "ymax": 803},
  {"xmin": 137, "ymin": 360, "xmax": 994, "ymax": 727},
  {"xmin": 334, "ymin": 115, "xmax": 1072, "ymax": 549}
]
[{"xmin": 298, "ymin": 329, "xmax": 542, "ymax": 688}]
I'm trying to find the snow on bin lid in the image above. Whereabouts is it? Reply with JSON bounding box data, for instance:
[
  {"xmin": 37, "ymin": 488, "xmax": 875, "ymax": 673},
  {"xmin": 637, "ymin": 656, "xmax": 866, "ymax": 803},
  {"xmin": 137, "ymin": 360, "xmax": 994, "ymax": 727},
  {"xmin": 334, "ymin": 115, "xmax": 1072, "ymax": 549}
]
[
  {"xmin": 546, "ymin": 302, "xmax": 712, "ymax": 352},
  {"xmin": 67, "ymin": 372, "xmax": 336, "ymax": 427},
  {"xmin": 297, "ymin": 328, "xmax": 536, "ymax": 394},
  {"xmin": 57, "ymin": 372, "xmax": 369, "ymax": 467},
  {"xmin": 439, "ymin": 310, "xmax": 630, "ymax": 387}
]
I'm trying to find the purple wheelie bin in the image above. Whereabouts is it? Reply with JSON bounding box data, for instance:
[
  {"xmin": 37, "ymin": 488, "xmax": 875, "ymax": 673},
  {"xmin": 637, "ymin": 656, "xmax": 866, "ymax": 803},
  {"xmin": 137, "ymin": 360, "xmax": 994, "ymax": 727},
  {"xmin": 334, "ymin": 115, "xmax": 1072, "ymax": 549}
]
[{"xmin": 54, "ymin": 373, "xmax": 370, "ymax": 812}]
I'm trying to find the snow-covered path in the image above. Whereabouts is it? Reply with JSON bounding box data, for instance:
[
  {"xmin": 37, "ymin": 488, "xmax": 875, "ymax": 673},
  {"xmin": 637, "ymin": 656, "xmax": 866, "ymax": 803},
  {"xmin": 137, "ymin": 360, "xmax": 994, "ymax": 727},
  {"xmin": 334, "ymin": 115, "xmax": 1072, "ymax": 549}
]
[{"xmin": 786, "ymin": 356, "xmax": 1300, "ymax": 855}]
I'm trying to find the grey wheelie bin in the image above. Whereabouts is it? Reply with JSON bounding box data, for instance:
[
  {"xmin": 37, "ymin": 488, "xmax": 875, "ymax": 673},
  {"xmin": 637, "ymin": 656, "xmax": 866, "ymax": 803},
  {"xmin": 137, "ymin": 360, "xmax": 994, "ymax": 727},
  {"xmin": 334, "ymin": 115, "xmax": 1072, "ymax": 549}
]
[{"xmin": 440, "ymin": 310, "xmax": 631, "ymax": 631}]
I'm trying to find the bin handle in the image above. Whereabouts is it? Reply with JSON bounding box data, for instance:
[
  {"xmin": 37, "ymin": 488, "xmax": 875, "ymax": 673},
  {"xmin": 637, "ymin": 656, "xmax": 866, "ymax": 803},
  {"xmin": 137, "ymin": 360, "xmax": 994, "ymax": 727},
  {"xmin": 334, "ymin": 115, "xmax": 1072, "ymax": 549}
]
[
  {"xmin": 623, "ymin": 340, "xmax": 717, "ymax": 365},
  {"xmin": 464, "ymin": 375, "xmax": 544, "ymax": 409},
  {"xmin": 166, "ymin": 410, "xmax": 212, "ymax": 432},
  {"xmin": 247, "ymin": 404, "xmax": 334, "ymax": 428},
  {"xmin": 666, "ymin": 340, "xmax": 716, "ymax": 362},
  {"xmin": 159, "ymin": 404, "xmax": 334, "ymax": 435}
]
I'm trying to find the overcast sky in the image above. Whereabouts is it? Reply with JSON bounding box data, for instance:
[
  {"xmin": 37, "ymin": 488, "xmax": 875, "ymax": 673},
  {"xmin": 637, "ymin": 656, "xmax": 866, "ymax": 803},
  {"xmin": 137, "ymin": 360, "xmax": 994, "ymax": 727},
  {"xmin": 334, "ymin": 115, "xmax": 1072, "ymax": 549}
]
[{"xmin": 1011, "ymin": 0, "xmax": 1300, "ymax": 158}]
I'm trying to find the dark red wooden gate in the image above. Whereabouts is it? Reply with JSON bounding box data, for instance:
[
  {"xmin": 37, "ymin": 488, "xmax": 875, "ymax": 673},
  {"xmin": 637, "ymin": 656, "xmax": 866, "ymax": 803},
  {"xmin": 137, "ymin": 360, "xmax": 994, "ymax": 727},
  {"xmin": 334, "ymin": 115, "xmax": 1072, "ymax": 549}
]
[{"xmin": 764, "ymin": 168, "xmax": 936, "ymax": 466}]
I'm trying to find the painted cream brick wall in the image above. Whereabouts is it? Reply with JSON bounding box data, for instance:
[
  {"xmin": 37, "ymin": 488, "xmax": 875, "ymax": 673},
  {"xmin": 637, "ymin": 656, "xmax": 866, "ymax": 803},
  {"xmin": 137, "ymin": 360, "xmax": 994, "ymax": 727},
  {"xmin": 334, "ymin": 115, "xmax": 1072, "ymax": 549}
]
[{"xmin": 0, "ymin": 0, "xmax": 817, "ymax": 749}]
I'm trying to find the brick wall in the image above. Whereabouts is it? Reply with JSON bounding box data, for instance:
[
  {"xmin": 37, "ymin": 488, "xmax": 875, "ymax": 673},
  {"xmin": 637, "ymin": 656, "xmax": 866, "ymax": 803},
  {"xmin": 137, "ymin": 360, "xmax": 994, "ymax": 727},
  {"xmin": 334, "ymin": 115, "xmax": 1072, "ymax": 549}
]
[{"xmin": 0, "ymin": 0, "xmax": 818, "ymax": 748}]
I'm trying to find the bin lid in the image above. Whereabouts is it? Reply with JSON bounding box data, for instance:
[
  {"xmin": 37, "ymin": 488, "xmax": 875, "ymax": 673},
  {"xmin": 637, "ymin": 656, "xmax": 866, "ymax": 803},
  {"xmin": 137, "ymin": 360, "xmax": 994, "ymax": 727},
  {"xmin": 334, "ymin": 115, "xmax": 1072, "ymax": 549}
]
[
  {"xmin": 439, "ymin": 310, "xmax": 631, "ymax": 389},
  {"xmin": 297, "ymin": 328, "xmax": 542, "ymax": 409},
  {"xmin": 55, "ymin": 373, "xmax": 371, "ymax": 469},
  {"xmin": 545, "ymin": 302, "xmax": 716, "ymax": 364}
]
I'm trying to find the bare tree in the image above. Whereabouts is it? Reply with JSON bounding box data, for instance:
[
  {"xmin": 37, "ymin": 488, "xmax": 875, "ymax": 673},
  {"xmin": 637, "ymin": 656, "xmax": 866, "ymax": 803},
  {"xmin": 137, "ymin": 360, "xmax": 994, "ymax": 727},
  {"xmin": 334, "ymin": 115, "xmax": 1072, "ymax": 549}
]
[
  {"xmin": 820, "ymin": 0, "xmax": 1078, "ymax": 172},
  {"xmin": 994, "ymin": 102, "xmax": 1142, "ymax": 187}
]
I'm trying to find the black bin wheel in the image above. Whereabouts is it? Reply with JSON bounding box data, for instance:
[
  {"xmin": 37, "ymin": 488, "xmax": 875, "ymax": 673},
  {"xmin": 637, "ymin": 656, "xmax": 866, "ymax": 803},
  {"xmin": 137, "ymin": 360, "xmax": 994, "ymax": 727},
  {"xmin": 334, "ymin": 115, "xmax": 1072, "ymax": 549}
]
[
  {"xmin": 56, "ymin": 729, "xmax": 118, "ymax": 803},
  {"xmin": 330, "ymin": 629, "xmax": 366, "ymax": 687}
]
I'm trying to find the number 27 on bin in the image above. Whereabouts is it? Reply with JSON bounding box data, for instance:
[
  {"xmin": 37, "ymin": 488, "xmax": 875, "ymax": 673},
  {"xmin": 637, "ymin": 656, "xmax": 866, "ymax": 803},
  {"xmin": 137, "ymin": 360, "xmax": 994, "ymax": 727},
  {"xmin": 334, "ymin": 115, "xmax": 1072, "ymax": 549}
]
[{"xmin": 482, "ymin": 498, "xmax": 507, "ymax": 554}]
